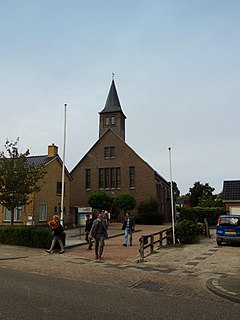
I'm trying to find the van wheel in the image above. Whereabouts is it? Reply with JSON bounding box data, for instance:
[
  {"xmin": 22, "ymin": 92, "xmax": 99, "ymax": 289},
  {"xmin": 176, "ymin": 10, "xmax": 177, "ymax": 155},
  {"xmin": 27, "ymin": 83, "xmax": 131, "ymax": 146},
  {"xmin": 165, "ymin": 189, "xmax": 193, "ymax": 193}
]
[{"xmin": 217, "ymin": 240, "xmax": 222, "ymax": 246}]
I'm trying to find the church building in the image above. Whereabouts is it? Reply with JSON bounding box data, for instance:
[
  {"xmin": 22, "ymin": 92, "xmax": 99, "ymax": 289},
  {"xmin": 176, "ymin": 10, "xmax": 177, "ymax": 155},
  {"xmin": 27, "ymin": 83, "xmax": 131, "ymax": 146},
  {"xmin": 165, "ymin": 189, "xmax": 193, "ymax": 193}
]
[{"xmin": 70, "ymin": 79, "xmax": 171, "ymax": 222}]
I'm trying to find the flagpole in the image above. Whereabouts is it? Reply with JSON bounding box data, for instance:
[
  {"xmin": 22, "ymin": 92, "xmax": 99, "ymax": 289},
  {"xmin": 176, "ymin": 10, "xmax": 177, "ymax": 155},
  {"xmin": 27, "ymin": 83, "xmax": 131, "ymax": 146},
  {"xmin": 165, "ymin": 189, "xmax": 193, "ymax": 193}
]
[
  {"xmin": 60, "ymin": 103, "xmax": 67, "ymax": 226},
  {"xmin": 168, "ymin": 147, "xmax": 176, "ymax": 245}
]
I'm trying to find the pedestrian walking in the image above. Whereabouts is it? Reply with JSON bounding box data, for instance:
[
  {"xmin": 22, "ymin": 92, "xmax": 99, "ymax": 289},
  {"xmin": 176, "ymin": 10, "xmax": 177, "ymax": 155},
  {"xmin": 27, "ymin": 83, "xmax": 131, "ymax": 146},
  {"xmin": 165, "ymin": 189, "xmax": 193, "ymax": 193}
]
[
  {"xmin": 46, "ymin": 214, "xmax": 64, "ymax": 254},
  {"xmin": 89, "ymin": 212, "xmax": 108, "ymax": 260},
  {"xmin": 122, "ymin": 212, "xmax": 135, "ymax": 247},
  {"xmin": 85, "ymin": 214, "xmax": 93, "ymax": 250}
]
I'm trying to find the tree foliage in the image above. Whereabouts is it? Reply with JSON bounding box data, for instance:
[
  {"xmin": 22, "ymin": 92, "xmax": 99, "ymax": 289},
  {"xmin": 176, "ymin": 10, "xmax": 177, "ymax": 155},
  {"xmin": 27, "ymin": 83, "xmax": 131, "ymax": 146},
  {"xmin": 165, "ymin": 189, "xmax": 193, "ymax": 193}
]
[
  {"xmin": 0, "ymin": 139, "xmax": 45, "ymax": 225},
  {"xmin": 187, "ymin": 181, "xmax": 215, "ymax": 207},
  {"xmin": 113, "ymin": 192, "xmax": 136, "ymax": 213},
  {"xmin": 170, "ymin": 181, "xmax": 180, "ymax": 200},
  {"xmin": 88, "ymin": 190, "xmax": 113, "ymax": 211},
  {"xmin": 137, "ymin": 198, "xmax": 163, "ymax": 224}
]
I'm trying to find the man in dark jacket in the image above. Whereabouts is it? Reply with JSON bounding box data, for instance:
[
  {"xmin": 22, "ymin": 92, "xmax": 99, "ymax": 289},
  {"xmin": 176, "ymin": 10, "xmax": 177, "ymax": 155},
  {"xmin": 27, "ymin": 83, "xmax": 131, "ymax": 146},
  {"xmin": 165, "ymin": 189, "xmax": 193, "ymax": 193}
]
[
  {"xmin": 122, "ymin": 212, "xmax": 135, "ymax": 247},
  {"xmin": 89, "ymin": 212, "xmax": 108, "ymax": 260}
]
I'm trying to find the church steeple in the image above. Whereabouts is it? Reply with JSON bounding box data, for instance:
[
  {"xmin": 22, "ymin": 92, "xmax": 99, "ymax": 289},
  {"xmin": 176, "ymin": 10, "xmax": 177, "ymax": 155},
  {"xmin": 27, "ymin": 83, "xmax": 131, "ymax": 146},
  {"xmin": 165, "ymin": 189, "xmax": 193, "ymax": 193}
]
[{"xmin": 99, "ymin": 78, "xmax": 126, "ymax": 140}]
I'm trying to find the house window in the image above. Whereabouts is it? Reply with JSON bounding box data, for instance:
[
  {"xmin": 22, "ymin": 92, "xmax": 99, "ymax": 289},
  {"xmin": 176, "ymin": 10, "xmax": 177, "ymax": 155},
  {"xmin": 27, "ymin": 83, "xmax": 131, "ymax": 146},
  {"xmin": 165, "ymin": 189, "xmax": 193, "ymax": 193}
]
[
  {"xmin": 3, "ymin": 207, "xmax": 22, "ymax": 222},
  {"xmin": 129, "ymin": 166, "xmax": 135, "ymax": 188},
  {"xmin": 3, "ymin": 208, "xmax": 11, "ymax": 221},
  {"xmin": 56, "ymin": 182, "xmax": 65, "ymax": 196},
  {"xmin": 105, "ymin": 117, "xmax": 109, "ymax": 126},
  {"xmin": 111, "ymin": 116, "xmax": 115, "ymax": 125},
  {"xmin": 39, "ymin": 204, "xmax": 47, "ymax": 221},
  {"xmin": 99, "ymin": 167, "xmax": 121, "ymax": 189},
  {"xmin": 86, "ymin": 169, "xmax": 91, "ymax": 189},
  {"xmin": 104, "ymin": 146, "xmax": 115, "ymax": 159}
]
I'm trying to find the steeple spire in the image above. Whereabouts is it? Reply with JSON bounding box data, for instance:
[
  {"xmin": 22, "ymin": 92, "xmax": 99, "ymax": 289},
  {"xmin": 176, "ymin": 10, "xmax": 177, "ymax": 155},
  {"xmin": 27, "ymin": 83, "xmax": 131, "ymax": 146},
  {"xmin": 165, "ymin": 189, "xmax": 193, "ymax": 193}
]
[
  {"xmin": 99, "ymin": 77, "xmax": 127, "ymax": 140},
  {"xmin": 99, "ymin": 78, "xmax": 125, "ymax": 116}
]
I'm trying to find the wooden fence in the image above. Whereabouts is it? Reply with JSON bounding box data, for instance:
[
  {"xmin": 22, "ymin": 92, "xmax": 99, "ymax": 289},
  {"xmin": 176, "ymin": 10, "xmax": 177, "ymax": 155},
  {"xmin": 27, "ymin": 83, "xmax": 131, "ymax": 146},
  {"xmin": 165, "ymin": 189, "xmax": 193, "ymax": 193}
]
[{"xmin": 139, "ymin": 229, "xmax": 169, "ymax": 262}]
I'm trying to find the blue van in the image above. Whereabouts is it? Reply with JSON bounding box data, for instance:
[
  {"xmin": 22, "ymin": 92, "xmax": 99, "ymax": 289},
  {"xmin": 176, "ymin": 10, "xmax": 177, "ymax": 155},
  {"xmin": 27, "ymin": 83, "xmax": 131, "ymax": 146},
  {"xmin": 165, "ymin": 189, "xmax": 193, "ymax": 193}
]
[{"xmin": 216, "ymin": 215, "xmax": 240, "ymax": 246}]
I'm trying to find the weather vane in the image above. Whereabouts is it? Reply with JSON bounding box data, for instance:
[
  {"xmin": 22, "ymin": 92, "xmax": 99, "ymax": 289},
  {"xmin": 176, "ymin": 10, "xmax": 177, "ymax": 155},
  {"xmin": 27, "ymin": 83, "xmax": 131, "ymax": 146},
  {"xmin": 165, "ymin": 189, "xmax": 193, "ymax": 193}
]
[{"xmin": 112, "ymin": 72, "xmax": 115, "ymax": 80}]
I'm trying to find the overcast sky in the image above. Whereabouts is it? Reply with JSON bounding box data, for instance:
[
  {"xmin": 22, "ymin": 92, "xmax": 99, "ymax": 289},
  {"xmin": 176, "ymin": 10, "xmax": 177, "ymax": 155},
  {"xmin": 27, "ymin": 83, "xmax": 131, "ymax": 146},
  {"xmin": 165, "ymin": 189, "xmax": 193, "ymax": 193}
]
[{"xmin": 1, "ymin": 0, "xmax": 239, "ymax": 195}]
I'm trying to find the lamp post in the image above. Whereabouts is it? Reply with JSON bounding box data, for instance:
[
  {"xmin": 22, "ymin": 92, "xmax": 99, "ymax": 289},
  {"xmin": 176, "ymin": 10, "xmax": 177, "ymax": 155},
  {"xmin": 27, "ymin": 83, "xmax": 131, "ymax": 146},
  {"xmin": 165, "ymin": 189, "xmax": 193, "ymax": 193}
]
[
  {"xmin": 168, "ymin": 147, "xmax": 176, "ymax": 245},
  {"xmin": 60, "ymin": 103, "xmax": 67, "ymax": 226}
]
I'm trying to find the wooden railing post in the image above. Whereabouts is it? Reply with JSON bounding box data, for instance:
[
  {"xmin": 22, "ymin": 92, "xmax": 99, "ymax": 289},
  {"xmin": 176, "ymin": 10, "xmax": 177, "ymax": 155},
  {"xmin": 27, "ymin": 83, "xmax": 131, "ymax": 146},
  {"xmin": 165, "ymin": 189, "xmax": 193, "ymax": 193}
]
[
  {"xmin": 150, "ymin": 234, "xmax": 154, "ymax": 254},
  {"xmin": 159, "ymin": 231, "xmax": 163, "ymax": 247},
  {"xmin": 139, "ymin": 236, "xmax": 144, "ymax": 262}
]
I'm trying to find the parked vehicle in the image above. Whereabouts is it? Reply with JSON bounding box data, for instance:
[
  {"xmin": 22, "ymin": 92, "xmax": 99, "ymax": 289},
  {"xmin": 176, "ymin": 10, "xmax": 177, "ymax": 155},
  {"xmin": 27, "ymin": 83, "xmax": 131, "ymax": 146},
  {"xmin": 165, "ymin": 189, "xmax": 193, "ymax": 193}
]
[{"xmin": 216, "ymin": 215, "xmax": 240, "ymax": 246}]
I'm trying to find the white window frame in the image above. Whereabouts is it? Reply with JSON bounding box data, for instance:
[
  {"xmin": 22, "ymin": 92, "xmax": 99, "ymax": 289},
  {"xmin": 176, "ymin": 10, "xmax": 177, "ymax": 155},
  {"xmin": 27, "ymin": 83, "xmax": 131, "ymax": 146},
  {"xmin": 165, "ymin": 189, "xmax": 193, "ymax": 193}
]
[
  {"xmin": 3, "ymin": 207, "xmax": 22, "ymax": 222},
  {"xmin": 39, "ymin": 204, "xmax": 47, "ymax": 222}
]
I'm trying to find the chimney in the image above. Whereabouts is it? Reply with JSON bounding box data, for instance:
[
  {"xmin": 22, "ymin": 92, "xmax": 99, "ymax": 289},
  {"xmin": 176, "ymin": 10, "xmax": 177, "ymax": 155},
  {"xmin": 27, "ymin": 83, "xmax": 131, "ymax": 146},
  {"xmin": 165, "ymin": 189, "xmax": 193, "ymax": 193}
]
[{"xmin": 48, "ymin": 143, "xmax": 58, "ymax": 157}]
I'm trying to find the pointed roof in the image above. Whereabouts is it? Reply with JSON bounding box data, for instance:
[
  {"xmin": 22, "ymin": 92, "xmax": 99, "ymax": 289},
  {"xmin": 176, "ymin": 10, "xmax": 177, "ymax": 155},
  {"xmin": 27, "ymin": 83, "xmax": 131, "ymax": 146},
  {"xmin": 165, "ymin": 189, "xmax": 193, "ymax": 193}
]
[
  {"xmin": 99, "ymin": 80, "xmax": 126, "ymax": 118},
  {"xmin": 27, "ymin": 155, "xmax": 72, "ymax": 180},
  {"xmin": 71, "ymin": 127, "xmax": 169, "ymax": 185}
]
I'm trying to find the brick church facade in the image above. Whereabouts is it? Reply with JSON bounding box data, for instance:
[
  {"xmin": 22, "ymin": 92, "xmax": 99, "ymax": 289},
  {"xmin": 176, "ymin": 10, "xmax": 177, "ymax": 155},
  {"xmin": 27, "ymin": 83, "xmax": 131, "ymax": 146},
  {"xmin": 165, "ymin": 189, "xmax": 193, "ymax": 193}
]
[{"xmin": 70, "ymin": 79, "xmax": 172, "ymax": 222}]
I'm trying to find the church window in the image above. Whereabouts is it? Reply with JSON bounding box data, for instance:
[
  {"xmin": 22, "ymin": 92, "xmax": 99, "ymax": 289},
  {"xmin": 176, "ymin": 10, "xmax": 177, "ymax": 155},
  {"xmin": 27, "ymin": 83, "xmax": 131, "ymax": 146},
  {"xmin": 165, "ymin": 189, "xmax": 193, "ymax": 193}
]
[
  {"xmin": 129, "ymin": 166, "xmax": 135, "ymax": 188},
  {"xmin": 98, "ymin": 167, "xmax": 121, "ymax": 189},
  {"xmin": 85, "ymin": 169, "xmax": 91, "ymax": 189},
  {"xmin": 104, "ymin": 146, "xmax": 115, "ymax": 159},
  {"xmin": 104, "ymin": 147, "xmax": 110, "ymax": 159}
]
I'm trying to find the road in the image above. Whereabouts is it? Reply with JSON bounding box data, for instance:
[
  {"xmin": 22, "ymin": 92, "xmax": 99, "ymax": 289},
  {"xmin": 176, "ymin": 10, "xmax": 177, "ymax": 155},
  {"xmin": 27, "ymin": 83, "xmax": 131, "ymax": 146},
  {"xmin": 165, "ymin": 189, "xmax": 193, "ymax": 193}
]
[{"xmin": 0, "ymin": 257, "xmax": 239, "ymax": 320}]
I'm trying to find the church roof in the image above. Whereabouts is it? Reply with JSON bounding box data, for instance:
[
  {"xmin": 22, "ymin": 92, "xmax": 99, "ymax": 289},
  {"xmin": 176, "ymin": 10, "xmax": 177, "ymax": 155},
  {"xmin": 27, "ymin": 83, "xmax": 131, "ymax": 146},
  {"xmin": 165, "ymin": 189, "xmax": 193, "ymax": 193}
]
[{"xmin": 99, "ymin": 80, "xmax": 126, "ymax": 118}]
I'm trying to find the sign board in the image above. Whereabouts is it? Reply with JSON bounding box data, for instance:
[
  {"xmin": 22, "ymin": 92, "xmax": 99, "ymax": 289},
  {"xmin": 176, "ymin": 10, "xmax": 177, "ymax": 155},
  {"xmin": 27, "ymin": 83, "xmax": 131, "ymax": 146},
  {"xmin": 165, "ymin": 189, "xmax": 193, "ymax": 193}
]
[{"xmin": 78, "ymin": 207, "xmax": 92, "ymax": 213}]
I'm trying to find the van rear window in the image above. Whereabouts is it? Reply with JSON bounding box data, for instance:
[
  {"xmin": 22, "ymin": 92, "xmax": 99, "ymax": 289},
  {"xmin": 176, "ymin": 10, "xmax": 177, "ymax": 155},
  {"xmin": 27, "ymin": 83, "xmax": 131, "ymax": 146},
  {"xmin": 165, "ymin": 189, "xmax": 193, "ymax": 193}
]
[{"xmin": 219, "ymin": 217, "xmax": 240, "ymax": 226}]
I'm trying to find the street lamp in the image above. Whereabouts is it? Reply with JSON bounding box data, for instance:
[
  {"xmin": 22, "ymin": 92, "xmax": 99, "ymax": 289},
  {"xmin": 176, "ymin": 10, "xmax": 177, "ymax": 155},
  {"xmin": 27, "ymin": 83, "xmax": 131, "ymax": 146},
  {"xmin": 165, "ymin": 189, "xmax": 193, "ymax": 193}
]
[{"xmin": 168, "ymin": 147, "xmax": 176, "ymax": 245}]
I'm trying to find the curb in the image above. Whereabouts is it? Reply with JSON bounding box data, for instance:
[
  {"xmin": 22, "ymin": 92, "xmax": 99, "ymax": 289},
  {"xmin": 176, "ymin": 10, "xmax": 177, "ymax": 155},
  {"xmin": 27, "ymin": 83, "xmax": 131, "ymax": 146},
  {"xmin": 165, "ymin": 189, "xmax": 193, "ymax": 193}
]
[
  {"xmin": 0, "ymin": 255, "xmax": 28, "ymax": 261},
  {"xmin": 206, "ymin": 277, "xmax": 240, "ymax": 304},
  {"xmin": 64, "ymin": 230, "xmax": 126, "ymax": 249}
]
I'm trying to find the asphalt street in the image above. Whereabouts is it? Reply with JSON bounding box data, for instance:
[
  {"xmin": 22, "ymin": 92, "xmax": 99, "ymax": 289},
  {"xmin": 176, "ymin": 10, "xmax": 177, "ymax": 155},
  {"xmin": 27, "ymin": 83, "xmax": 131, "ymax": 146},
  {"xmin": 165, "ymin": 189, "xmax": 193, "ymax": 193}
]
[
  {"xmin": 0, "ymin": 266, "xmax": 239, "ymax": 320},
  {"xmin": 0, "ymin": 223, "xmax": 239, "ymax": 305}
]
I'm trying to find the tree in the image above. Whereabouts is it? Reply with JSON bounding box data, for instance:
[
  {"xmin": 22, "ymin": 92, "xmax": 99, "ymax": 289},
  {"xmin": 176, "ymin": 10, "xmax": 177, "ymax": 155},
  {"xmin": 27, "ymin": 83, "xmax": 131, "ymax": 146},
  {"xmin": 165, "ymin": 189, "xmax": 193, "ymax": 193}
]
[
  {"xmin": 187, "ymin": 181, "xmax": 215, "ymax": 207},
  {"xmin": 137, "ymin": 198, "xmax": 163, "ymax": 224},
  {"xmin": 113, "ymin": 192, "xmax": 136, "ymax": 214},
  {"xmin": 88, "ymin": 190, "xmax": 113, "ymax": 211},
  {"xmin": 0, "ymin": 139, "xmax": 45, "ymax": 225},
  {"xmin": 170, "ymin": 181, "xmax": 180, "ymax": 200}
]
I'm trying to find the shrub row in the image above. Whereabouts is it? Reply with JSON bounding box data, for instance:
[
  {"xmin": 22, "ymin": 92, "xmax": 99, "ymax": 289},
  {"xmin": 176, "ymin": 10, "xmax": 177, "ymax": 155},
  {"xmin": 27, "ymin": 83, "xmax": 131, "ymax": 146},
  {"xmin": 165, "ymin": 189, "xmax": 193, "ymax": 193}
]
[
  {"xmin": 0, "ymin": 226, "xmax": 66, "ymax": 249},
  {"xmin": 178, "ymin": 207, "xmax": 224, "ymax": 225}
]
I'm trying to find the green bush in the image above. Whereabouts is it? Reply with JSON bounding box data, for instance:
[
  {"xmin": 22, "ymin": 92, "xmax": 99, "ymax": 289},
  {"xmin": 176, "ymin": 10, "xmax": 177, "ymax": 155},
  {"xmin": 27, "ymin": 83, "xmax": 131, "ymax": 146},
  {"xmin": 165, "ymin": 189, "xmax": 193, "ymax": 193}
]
[
  {"xmin": 179, "ymin": 207, "xmax": 224, "ymax": 225},
  {"xmin": 167, "ymin": 219, "xmax": 200, "ymax": 244},
  {"xmin": 0, "ymin": 226, "xmax": 66, "ymax": 249},
  {"xmin": 137, "ymin": 198, "xmax": 163, "ymax": 225}
]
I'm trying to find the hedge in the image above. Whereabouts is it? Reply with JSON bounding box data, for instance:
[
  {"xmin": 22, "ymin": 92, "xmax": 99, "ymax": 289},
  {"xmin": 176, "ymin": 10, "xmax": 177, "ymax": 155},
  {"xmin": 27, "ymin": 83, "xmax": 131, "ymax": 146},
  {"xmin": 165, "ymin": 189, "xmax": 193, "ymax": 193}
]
[
  {"xmin": 0, "ymin": 226, "xmax": 66, "ymax": 249},
  {"xmin": 178, "ymin": 207, "xmax": 224, "ymax": 225}
]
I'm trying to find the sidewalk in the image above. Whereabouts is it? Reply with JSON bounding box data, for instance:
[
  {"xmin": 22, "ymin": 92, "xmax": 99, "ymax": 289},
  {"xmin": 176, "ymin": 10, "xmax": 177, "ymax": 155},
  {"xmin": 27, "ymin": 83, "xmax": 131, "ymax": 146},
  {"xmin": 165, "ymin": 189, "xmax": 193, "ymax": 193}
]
[
  {"xmin": 65, "ymin": 223, "xmax": 240, "ymax": 304},
  {"xmin": 0, "ymin": 222, "xmax": 239, "ymax": 303}
]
